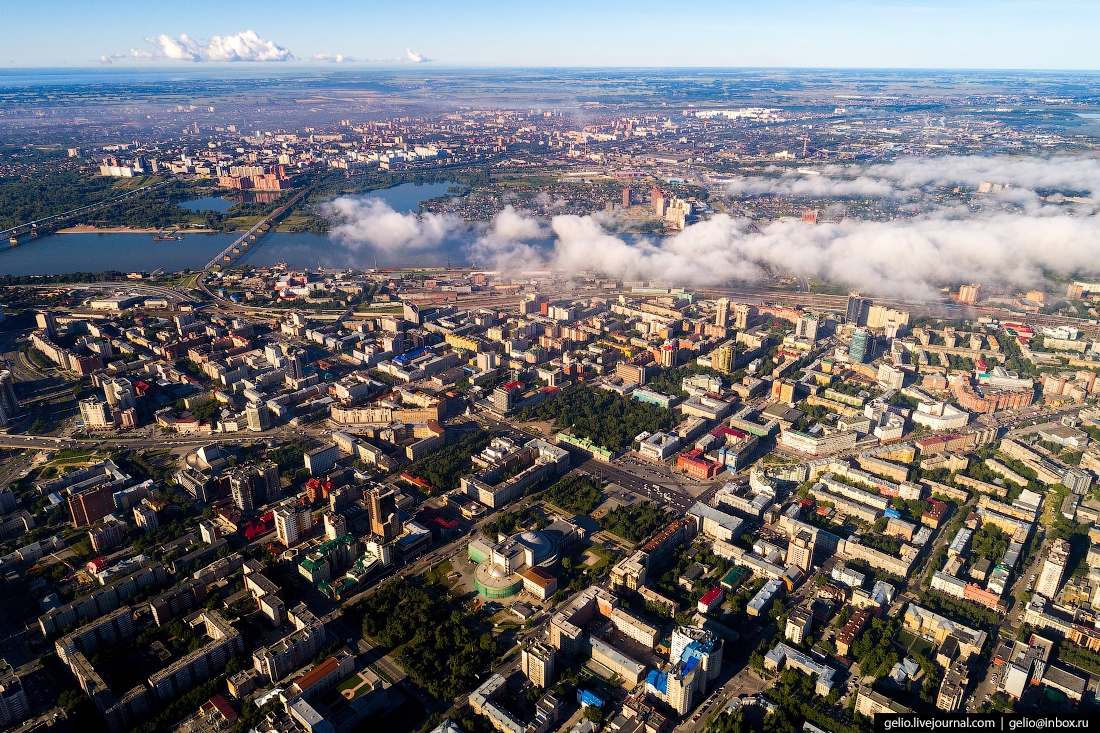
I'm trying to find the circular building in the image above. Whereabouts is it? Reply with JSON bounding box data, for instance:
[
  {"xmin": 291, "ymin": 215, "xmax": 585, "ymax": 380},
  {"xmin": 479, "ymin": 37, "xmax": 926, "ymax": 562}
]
[{"xmin": 470, "ymin": 529, "xmax": 561, "ymax": 599}]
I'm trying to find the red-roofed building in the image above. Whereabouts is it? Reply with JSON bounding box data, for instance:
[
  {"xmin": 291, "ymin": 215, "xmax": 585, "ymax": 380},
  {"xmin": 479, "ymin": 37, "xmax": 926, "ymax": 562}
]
[
  {"xmin": 200, "ymin": 695, "xmax": 238, "ymax": 725},
  {"xmin": 86, "ymin": 557, "xmax": 108, "ymax": 574},
  {"xmin": 677, "ymin": 449, "xmax": 723, "ymax": 479},
  {"xmin": 698, "ymin": 586, "xmax": 725, "ymax": 614}
]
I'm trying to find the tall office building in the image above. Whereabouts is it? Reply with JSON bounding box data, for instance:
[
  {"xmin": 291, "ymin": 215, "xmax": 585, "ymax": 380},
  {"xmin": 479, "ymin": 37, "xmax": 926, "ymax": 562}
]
[
  {"xmin": 849, "ymin": 328, "xmax": 871, "ymax": 364},
  {"xmin": 714, "ymin": 298, "xmax": 729, "ymax": 328},
  {"xmin": 845, "ymin": 294, "xmax": 870, "ymax": 325},
  {"xmin": 79, "ymin": 397, "xmax": 114, "ymax": 429},
  {"xmin": 521, "ymin": 641, "xmax": 556, "ymax": 688},
  {"xmin": 794, "ymin": 314, "xmax": 819, "ymax": 342},
  {"xmin": 245, "ymin": 403, "xmax": 272, "ymax": 432},
  {"xmin": 1036, "ymin": 539, "xmax": 1071, "ymax": 600},
  {"xmin": 368, "ymin": 487, "xmax": 400, "ymax": 542},
  {"xmin": 622, "ymin": 188, "xmax": 632, "ymax": 207}
]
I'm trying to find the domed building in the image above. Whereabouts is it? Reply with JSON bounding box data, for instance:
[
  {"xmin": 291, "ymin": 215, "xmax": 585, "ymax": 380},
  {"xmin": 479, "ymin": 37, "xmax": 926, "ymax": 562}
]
[{"xmin": 469, "ymin": 529, "xmax": 562, "ymax": 599}]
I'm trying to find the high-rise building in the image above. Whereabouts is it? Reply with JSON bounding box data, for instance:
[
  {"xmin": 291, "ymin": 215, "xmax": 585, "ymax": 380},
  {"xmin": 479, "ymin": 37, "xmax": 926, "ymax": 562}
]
[
  {"xmin": 786, "ymin": 530, "xmax": 815, "ymax": 572},
  {"xmin": 845, "ymin": 294, "xmax": 870, "ymax": 325},
  {"xmin": 660, "ymin": 341, "xmax": 678, "ymax": 368},
  {"xmin": 134, "ymin": 503, "xmax": 159, "ymax": 533},
  {"xmin": 794, "ymin": 314, "xmax": 819, "ymax": 341},
  {"xmin": 228, "ymin": 468, "xmax": 259, "ymax": 511},
  {"xmin": 103, "ymin": 378, "xmax": 135, "ymax": 411},
  {"xmin": 785, "ymin": 607, "xmax": 814, "ymax": 644},
  {"xmin": 79, "ymin": 397, "xmax": 114, "ymax": 430},
  {"xmin": 36, "ymin": 311, "xmax": 57, "ymax": 340},
  {"xmin": 733, "ymin": 303, "xmax": 753, "ymax": 330},
  {"xmin": 958, "ymin": 284, "xmax": 982, "ymax": 305},
  {"xmin": 245, "ymin": 403, "xmax": 272, "ymax": 432},
  {"xmin": 323, "ymin": 513, "xmax": 347, "ymax": 541},
  {"xmin": 304, "ymin": 444, "xmax": 338, "ymax": 476},
  {"xmin": 651, "ymin": 187, "xmax": 666, "ymax": 217},
  {"xmin": 849, "ymin": 328, "xmax": 871, "ymax": 364},
  {"xmin": 711, "ymin": 344, "xmax": 734, "ymax": 374},
  {"xmin": 714, "ymin": 298, "xmax": 729, "ymax": 328},
  {"xmin": 258, "ymin": 461, "xmax": 281, "ymax": 503},
  {"xmin": 286, "ymin": 351, "xmax": 305, "ymax": 381},
  {"xmin": 68, "ymin": 484, "xmax": 114, "ymax": 527},
  {"xmin": 368, "ymin": 487, "xmax": 400, "ymax": 542},
  {"xmin": 521, "ymin": 641, "xmax": 556, "ymax": 688},
  {"xmin": 1036, "ymin": 538, "xmax": 1071, "ymax": 600},
  {"xmin": 622, "ymin": 188, "xmax": 632, "ymax": 207},
  {"xmin": 0, "ymin": 370, "xmax": 18, "ymax": 427},
  {"xmin": 275, "ymin": 504, "xmax": 312, "ymax": 547},
  {"xmin": 0, "ymin": 661, "xmax": 29, "ymax": 728},
  {"xmin": 89, "ymin": 520, "xmax": 124, "ymax": 553}
]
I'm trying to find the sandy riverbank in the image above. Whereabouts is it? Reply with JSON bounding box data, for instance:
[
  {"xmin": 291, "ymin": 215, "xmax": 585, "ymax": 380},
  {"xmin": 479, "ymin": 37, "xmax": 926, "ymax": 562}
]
[{"xmin": 56, "ymin": 225, "xmax": 162, "ymax": 234}]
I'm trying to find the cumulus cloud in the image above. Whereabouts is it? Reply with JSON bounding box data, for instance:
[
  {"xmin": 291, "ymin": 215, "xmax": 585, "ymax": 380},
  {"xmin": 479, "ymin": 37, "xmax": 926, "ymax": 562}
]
[
  {"xmin": 404, "ymin": 48, "xmax": 429, "ymax": 63},
  {"xmin": 324, "ymin": 197, "xmax": 463, "ymax": 252},
  {"xmin": 132, "ymin": 30, "xmax": 295, "ymax": 62},
  {"xmin": 322, "ymin": 156, "xmax": 1100, "ymax": 299},
  {"xmin": 470, "ymin": 207, "xmax": 1100, "ymax": 300},
  {"xmin": 98, "ymin": 53, "xmax": 127, "ymax": 64}
]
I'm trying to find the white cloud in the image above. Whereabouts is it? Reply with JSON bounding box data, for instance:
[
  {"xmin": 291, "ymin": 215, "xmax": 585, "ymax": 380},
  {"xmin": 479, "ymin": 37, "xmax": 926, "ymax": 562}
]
[
  {"xmin": 322, "ymin": 156, "xmax": 1100, "ymax": 299},
  {"xmin": 133, "ymin": 30, "xmax": 295, "ymax": 62},
  {"xmin": 312, "ymin": 53, "xmax": 355, "ymax": 63},
  {"xmin": 98, "ymin": 53, "xmax": 127, "ymax": 64},
  {"xmin": 324, "ymin": 197, "xmax": 463, "ymax": 252},
  {"xmin": 404, "ymin": 48, "xmax": 429, "ymax": 63},
  {"xmin": 724, "ymin": 154, "xmax": 1100, "ymax": 205}
]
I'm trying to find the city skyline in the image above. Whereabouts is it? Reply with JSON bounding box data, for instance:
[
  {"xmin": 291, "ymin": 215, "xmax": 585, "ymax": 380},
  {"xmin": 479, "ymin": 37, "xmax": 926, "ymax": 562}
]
[{"xmin": 3, "ymin": 0, "xmax": 1100, "ymax": 69}]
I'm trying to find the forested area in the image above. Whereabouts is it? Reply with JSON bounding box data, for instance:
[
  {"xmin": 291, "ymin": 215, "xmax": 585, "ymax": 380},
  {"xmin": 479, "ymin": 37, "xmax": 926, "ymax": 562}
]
[
  {"xmin": 598, "ymin": 501, "xmax": 669, "ymax": 542},
  {"xmin": 404, "ymin": 431, "xmax": 492, "ymax": 492},
  {"xmin": 518, "ymin": 385, "xmax": 677, "ymax": 452},
  {"xmin": 354, "ymin": 578, "xmax": 498, "ymax": 699},
  {"xmin": 542, "ymin": 474, "xmax": 603, "ymax": 514}
]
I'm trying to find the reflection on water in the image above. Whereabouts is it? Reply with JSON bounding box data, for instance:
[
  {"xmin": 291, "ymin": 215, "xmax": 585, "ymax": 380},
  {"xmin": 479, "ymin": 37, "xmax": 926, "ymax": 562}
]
[
  {"xmin": 0, "ymin": 232, "xmax": 238, "ymax": 276},
  {"xmin": 0, "ymin": 181, "xmax": 465, "ymax": 275},
  {"xmin": 179, "ymin": 197, "xmax": 234, "ymax": 214}
]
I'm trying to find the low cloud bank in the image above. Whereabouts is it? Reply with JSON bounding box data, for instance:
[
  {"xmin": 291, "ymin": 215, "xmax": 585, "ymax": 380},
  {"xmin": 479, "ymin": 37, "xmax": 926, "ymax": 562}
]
[{"xmin": 324, "ymin": 156, "xmax": 1100, "ymax": 298}]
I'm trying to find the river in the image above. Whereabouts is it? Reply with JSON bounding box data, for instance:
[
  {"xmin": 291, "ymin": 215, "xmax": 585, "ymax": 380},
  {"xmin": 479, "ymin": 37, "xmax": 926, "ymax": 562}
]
[{"xmin": 0, "ymin": 181, "xmax": 461, "ymax": 275}]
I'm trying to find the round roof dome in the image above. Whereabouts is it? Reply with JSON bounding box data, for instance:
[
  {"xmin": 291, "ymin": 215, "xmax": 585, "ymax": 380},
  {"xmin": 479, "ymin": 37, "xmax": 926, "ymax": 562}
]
[
  {"xmin": 488, "ymin": 564, "xmax": 506, "ymax": 578},
  {"xmin": 515, "ymin": 530, "xmax": 558, "ymax": 565}
]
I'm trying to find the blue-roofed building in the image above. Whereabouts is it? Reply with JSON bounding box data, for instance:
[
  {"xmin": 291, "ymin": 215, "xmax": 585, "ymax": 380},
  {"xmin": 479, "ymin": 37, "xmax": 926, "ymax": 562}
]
[
  {"xmin": 577, "ymin": 689, "xmax": 606, "ymax": 709},
  {"xmin": 645, "ymin": 626, "xmax": 723, "ymax": 717}
]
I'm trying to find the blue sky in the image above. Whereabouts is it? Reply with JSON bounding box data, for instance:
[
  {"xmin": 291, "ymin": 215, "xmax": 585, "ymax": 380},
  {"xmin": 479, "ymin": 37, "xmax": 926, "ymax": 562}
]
[{"xmin": 1, "ymin": 0, "xmax": 1099, "ymax": 69}]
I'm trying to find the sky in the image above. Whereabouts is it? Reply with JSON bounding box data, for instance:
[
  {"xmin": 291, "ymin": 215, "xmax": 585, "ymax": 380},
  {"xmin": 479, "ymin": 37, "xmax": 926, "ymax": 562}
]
[{"xmin": 1, "ymin": 0, "xmax": 1100, "ymax": 69}]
